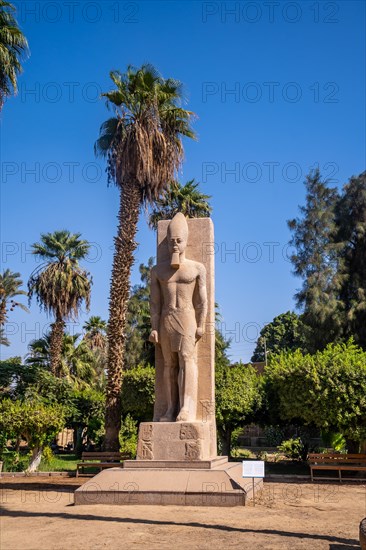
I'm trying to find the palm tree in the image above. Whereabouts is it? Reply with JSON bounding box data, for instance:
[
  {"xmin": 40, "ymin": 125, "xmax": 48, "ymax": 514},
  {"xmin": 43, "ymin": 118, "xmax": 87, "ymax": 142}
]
[
  {"xmin": 83, "ymin": 316, "xmax": 107, "ymax": 351},
  {"xmin": 28, "ymin": 230, "xmax": 92, "ymax": 377},
  {"xmin": 0, "ymin": 1, "xmax": 29, "ymax": 110},
  {"xmin": 83, "ymin": 316, "xmax": 108, "ymax": 387},
  {"xmin": 95, "ymin": 64, "xmax": 196, "ymax": 450},
  {"xmin": 124, "ymin": 258, "xmax": 155, "ymax": 369},
  {"xmin": 26, "ymin": 332, "xmax": 97, "ymax": 387},
  {"xmin": 26, "ymin": 334, "xmax": 50, "ymax": 368},
  {"xmin": 149, "ymin": 179, "xmax": 212, "ymax": 229},
  {"xmin": 0, "ymin": 269, "xmax": 29, "ymax": 329}
]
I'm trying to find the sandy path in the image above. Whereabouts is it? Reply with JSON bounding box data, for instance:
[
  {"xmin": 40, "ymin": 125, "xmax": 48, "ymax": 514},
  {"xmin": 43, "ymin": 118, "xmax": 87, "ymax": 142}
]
[{"xmin": 1, "ymin": 477, "xmax": 365, "ymax": 549}]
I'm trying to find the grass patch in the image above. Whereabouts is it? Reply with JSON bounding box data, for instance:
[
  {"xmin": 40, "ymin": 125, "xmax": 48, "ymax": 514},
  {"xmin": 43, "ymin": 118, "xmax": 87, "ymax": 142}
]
[{"xmin": 38, "ymin": 453, "xmax": 78, "ymax": 472}]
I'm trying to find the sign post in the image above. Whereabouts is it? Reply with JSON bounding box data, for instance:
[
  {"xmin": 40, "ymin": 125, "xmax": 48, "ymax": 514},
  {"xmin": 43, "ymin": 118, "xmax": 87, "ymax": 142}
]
[{"xmin": 242, "ymin": 460, "xmax": 265, "ymax": 506}]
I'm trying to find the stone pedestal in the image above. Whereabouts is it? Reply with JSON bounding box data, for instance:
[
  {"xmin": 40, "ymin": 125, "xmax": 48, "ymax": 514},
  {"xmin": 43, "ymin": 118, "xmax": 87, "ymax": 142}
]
[
  {"xmin": 136, "ymin": 422, "xmax": 215, "ymax": 462},
  {"xmin": 74, "ymin": 461, "xmax": 263, "ymax": 507}
]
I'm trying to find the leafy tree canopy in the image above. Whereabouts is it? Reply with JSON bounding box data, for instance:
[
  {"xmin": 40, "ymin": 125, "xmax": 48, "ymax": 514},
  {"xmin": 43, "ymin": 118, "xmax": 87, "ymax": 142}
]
[
  {"xmin": 215, "ymin": 362, "xmax": 264, "ymax": 455},
  {"xmin": 265, "ymin": 340, "xmax": 366, "ymax": 445},
  {"xmin": 120, "ymin": 364, "xmax": 155, "ymax": 422},
  {"xmin": 251, "ymin": 311, "xmax": 307, "ymax": 362}
]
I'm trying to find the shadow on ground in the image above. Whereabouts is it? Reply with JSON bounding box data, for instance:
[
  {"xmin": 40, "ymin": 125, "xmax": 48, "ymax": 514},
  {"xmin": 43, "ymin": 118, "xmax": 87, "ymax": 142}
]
[{"xmin": 0, "ymin": 507, "xmax": 360, "ymax": 547}]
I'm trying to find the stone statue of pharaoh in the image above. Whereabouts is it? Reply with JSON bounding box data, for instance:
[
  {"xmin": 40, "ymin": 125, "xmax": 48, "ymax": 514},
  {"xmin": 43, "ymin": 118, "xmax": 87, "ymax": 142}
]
[{"xmin": 149, "ymin": 213, "xmax": 208, "ymax": 422}]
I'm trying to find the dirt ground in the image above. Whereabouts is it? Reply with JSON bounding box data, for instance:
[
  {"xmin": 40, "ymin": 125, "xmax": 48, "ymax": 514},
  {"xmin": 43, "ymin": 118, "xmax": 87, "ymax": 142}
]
[{"xmin": 0, "ymin": 476, "xmax": 365, "ymax": 549}]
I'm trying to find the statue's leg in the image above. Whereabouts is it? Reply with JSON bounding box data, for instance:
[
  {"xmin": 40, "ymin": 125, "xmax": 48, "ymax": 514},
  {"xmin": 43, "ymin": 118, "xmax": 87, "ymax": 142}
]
[
  {"xmin": 160, "ymin": 337, "xmax": 179, "ymax": 422},
  {"xmin": 176, "ymin": 345, "xmax": 198, "ymax": 422}
]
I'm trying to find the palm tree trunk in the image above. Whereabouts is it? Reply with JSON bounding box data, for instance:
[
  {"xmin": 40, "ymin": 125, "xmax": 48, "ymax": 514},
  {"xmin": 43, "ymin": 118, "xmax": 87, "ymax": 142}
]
[
  {"xmin": 50, "ymin": 317, "xmax": 65, "ymax": 377},
  {"xmin": 104, "ymin": 181, "xmax": 141, "ymax": 451}
]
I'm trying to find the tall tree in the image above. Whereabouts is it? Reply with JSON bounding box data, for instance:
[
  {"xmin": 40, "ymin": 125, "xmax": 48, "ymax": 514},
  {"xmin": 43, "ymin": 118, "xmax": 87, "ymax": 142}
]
[
  {"xmin": 251, "ymin": 311, "xmax": 307, "ymax": 362},
  {"xmin": 28, "ymin": 230, "xmax": 92, "ymax": 377},
  {"xmin": 0, "ymin": 0, "xmax": 29, "ymax": 110},
  {"xmin": 124, "ymin": 258, "xmax": 155, "ymax": 369},
  {"xmin": 336, "ymin": 171, "xmax": 366, "ymax": 348},
  {"xmin": 0, "ymin": 269, "xmax": 28, "ymax": 345},
  {"xmin": 288, "ymin": 169, "xmax": 340, "ymax": 352},
  {"xmin": 149, "ymin": 179, "xmax": 212, "ymax": 229},
  {"xmin": 95, "ymin": 64, "xmax": 196, "ymax": 450},
  {"xmin": 82, "ymin": 316, "xmax": 108, "ymax": 389},
  {"xmin": 216, "ymin": 362, "xmax": 263, "ymax": 455}
]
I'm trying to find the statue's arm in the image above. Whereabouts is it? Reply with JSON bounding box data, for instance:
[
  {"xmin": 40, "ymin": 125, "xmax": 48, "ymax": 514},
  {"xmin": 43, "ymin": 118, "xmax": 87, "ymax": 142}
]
[
  {"xmin": 149, "ymin": 267, "xmax": 161, "ymax": 344},
  {"xmin": 195, "ymin": 264, "xmax": 208, "ymax": 340}
]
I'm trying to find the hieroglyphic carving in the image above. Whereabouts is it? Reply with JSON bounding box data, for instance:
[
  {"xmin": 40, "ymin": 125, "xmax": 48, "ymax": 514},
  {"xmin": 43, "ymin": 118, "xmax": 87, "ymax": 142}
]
[
  {"xmin": 185, "ymin": 441, "xmax": 201, "ymax": 460},
  {"xmin": 180, "ymin": 424, "xmax": 199, "ymax": 440},
  {"xmin": 140, "ymin": 441, "xmax": 153, "ymax": 460},
  {"xmin": 200, "ymin": 400, "xmax": 215, "ymax": 423},
  {"xmin": 141, "ymin": 424, "xmax": 153, "ymax": 441}
]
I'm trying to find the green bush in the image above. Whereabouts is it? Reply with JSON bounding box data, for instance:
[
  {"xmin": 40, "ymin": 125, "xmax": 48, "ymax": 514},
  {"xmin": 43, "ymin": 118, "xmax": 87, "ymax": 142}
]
[
  {"xmin": 321, "ymin": 431, "xmax": 346, "ymax": 452},
  {"xmin": 265, "ymin": 341, "xmax": 366, "ymax": 448},
  {"xmin": 119, "ymin": 414, "xmax": 138, "ymax": 458},
  {"xmin": 240, "ymin": 449, "xmax": 252, "ymax": 459},
  {"xmin": 41, "ymin": 446, "xmax": 54, "ymax": 465},
  {"xmin": 278, "ymin": 437, "xmax": 306, "ymax": 461},
  {"xmin": 256, "ymin": 450, "xmax": 268, "ymax": 461},
  {"xmin": 2, "ymin": 450, "xmax": 28, "ymax": 472}
]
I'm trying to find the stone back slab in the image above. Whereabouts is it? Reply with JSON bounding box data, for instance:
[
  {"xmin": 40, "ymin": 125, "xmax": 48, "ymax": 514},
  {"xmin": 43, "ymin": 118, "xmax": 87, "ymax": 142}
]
[{"xmin": 153, "ymin": 218, "xmax": 216, "ymax": 457}]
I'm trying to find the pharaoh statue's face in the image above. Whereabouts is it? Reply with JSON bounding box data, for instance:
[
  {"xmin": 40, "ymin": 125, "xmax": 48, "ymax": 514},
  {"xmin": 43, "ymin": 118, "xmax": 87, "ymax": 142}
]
[
  {"xmin": 167, "ymin": 213, "xmax": 189, "ymax": 268},
  {"xmin": 168, "ymin": 232, "xmax": 187, "ymax": 257}
]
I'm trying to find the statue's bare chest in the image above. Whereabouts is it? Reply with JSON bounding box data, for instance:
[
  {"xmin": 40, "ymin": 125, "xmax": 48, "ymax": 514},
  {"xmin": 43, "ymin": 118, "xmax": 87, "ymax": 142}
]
[{"xmin": 157, "ymin": 264, "xmax": 198, "ymax": 286}]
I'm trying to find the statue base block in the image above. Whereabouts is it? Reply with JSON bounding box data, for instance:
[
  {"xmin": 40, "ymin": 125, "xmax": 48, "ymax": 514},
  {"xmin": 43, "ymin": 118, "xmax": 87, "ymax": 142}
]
[
  {"xmin": 74, "ymin": 460, "xmax": 263, "ymax": 507},
  {"xmin": 124, "ymin": 456, "xmax": 228, "ymax": 469},
  {"xmin": 136, "ymin": 422, "xmax": 216, "ymax": 461}
]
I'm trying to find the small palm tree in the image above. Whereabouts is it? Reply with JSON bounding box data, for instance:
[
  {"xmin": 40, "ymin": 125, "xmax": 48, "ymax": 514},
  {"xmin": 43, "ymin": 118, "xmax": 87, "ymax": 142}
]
[
  {"xmin": 26, "ymin": 332, "xmax": 97, "ymax": 387},
  {"xmin": 95, "ymin": 64, "xmax": 196, "ymax": 450},
  {"xmin": 83, "ymin": 316, "xmax": 107, "ymax": 351},
  {"xmin": 0, "ymin": 269, "xmax": 29, "ymax": 328},
  {"xmin": 149, "ymin": 180, "xmax": 212, "ymax": 229},
  {"xmin": 26, "ymin": 334, "xmax": 50, "ymax": 368},
  {"xmin": 61, "ymin": 333, "xmax": 96, "ymax": 385},
  {"xmin": 28, "ymin": 230, "xmax": 92, "ymax": 377},
  {"xmin": 0, "ymin": 0, "xmax": 29, "ymax": 110}
]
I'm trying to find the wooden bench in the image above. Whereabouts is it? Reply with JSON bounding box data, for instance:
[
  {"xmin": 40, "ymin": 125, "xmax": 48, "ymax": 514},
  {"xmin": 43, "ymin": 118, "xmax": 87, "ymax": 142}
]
[
  {"xmin": 76, "ymin": 452, "xmax": 129, "ymax": 477},
  {"xmin": 308, "ymin": 453, "xmax": 366, "ymax": 482}
]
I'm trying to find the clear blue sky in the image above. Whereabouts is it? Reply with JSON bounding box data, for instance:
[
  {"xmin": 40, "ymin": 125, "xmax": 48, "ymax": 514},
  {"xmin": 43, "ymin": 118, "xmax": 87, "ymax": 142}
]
[{"xmin": 1, "ymin": 0, "xmax": 365, "ymax": 362}]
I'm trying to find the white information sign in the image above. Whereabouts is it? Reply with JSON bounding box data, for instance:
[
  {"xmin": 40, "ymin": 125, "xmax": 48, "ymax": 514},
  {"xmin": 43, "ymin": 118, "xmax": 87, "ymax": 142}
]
[{"xmin": 242, "ymin": 460, "xmax": 265, "ymax": 478}]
